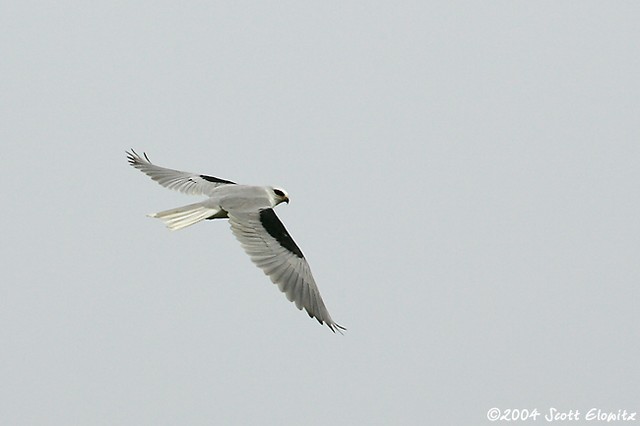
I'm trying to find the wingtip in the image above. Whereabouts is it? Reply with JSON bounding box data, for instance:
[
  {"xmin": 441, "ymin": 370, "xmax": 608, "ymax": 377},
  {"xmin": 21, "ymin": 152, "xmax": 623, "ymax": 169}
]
[
  {"xmin": 327, "ymin": 321, "xmax": 347, "ymax": 335},
  {"xmin": 126, "ymin": 149, "xmax": 151, "ymax": 166},
  {"xmin": 126, "ymin": 149, "xmax": 140, "ymax": 166}
]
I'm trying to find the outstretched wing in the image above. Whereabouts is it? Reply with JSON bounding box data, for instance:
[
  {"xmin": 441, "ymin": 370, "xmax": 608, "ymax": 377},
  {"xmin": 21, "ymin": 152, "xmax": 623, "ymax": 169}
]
[
  {"xmin": 228, "ymin": 209, "xmax": 345, "ymax": 333},
  {"xmin": 127, "ymin": 149, "xmax": 235, "ymax": 196}
]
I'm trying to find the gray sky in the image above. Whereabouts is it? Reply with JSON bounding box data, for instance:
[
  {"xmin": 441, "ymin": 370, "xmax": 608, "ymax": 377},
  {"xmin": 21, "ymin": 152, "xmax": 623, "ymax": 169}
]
[{"xmin": 2, "ymin": 2, "xmax": 639, "ymax": 424}]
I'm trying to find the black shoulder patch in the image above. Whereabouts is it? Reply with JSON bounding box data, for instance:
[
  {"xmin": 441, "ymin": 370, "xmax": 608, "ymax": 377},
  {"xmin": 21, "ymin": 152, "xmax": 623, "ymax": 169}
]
[
  {"xmin": 259, "ymin": 209, "xmax": 304, "ymax": 258},
  {"xmin": 200, "ymin": 174, "xmax": 236, "ymax": 185}
]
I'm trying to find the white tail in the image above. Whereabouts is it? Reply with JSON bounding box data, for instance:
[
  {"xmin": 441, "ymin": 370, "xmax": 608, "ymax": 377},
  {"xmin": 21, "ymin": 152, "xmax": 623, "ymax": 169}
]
[{"xmin": 148, "ymin": 202, "xmax": 221, "ymax": 231}]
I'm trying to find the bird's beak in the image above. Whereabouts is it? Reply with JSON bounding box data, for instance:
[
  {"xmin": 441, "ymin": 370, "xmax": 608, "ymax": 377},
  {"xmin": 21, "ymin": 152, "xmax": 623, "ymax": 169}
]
[{"xmin": 284, "ymin": 196, "xmax": 289, "ymax": 204}]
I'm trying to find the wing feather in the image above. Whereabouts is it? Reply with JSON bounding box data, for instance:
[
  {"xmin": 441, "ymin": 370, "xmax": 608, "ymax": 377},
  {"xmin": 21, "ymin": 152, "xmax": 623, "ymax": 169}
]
[
  {"xmin": 126, "ymin": 149, "xmax": 235, "ymax": 196},
  {"xmin": 228, "ymin": 210, "xmax": 345, "ymax": 333}
]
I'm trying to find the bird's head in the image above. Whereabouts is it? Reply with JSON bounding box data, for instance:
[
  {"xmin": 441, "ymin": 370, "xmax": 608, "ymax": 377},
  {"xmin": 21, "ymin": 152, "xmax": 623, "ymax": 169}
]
[{"xmin": 270, "ymin": 187, "xmax": 290, "ymax": 206}]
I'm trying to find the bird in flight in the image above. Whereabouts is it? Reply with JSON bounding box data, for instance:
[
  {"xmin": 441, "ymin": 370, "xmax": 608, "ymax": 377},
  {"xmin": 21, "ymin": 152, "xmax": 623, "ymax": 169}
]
[{"xmin": 126, "ymin": 150, "xmax": 345, "ymax": 333}]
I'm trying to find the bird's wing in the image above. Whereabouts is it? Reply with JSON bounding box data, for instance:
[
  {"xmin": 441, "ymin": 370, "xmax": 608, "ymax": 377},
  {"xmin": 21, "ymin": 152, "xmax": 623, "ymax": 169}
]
[
  {"xmin": 127, "ymin": 149, "xmax": 235, "ymax": 196},
  {"xmin": 228, "ymin": 208, "xmax": 345, "ymax": 333}
]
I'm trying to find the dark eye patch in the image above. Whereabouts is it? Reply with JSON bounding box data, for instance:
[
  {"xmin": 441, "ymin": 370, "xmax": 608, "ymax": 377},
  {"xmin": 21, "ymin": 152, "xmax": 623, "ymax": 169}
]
[{"xmin": 274, "ymin": 189, "xmax": 285, "ymax": 197}]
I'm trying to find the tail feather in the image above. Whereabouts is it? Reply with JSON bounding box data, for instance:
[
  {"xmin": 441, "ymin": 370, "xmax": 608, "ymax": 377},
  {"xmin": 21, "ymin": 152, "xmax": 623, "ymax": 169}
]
[{"xmin": 149, "ymin": 202, "xmax": 220, "ymax": 231}]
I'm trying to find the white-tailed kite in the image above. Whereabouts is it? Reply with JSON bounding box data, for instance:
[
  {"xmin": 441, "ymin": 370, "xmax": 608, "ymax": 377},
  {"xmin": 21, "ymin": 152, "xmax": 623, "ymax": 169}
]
[{"xmin": 127, "ymin": 150, "xmax": 345, "ymax": 333}]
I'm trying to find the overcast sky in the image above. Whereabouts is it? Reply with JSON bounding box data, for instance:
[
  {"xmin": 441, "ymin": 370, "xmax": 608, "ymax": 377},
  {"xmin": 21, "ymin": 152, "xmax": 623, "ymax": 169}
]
[{"xmin": 2, "ymin": 2, "xmax": 639, "ymax": 425}]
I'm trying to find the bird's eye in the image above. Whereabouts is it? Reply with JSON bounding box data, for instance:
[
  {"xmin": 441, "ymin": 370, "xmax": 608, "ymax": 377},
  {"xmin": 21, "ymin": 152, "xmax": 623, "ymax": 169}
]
[{"xmin": 274, "ymin": 189, "xmax": 285, "ymax": 197}]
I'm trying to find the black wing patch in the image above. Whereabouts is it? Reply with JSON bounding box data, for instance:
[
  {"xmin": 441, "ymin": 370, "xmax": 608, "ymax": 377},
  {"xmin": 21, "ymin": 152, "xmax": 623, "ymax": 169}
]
[
  {"xmin": 259, "ymin": 209, "xmax": 304, "ymax": 258},
  {"xmin": 200, "ymin": 174, "xmax": 236, "ymax": 185}
]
